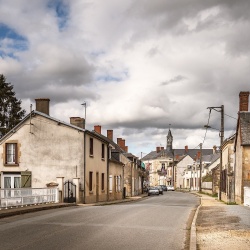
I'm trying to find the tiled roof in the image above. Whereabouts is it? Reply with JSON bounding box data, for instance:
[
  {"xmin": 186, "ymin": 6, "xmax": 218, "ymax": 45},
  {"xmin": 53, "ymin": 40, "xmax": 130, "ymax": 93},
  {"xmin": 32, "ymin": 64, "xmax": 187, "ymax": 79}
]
[
  {"xmin": 239, "ymin": 112, "xmax": 250, "ymax": 145},
  {"xmin": 142, "ymin": 148, "xmax": 213, "ymax": 161}
]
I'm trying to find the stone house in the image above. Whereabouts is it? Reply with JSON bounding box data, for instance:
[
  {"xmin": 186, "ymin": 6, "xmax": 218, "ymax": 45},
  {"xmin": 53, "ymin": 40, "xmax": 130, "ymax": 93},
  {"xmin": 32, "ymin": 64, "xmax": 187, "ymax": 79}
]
[
  {"xmin": 175, "ymin": 154, "xmax": 194, "ymax": 189},
  {"xmin": 0, "ymin": 98, "xmax": 111, "ymax": 204},
  {"xmin": 221, "ymin": 134, "xmax": 235, "ymax": 203},
  {"xmin": 91, "ymin": 125, "xmax": 146, "ymax": 198},
  {"xmin": 234, "ymin": 91, "xmax": 250, "ymax": 204}
]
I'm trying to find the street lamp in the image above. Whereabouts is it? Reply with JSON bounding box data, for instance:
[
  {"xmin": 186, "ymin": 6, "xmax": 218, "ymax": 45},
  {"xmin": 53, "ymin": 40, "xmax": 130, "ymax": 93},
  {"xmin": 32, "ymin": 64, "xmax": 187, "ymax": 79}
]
[{"xmin": 81, "ymin": 102, "xmax": 87, "ymax": 129}]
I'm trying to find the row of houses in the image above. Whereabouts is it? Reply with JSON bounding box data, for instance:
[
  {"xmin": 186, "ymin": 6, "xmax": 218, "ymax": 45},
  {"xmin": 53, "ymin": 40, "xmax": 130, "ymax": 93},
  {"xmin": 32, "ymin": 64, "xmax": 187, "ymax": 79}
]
[
  {"xmin": 142, "ymin": 91, "xmax": 250, "ymax": 205},
  {"xmin": 0, "ymin": 98, "xmax": 147, "ymax": 204}
]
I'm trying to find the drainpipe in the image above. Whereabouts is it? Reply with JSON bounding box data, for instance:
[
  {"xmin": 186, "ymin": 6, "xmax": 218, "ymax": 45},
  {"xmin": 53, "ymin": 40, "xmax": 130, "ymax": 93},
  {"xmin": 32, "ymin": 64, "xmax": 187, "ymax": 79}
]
[
  {"xmin": 83, "ymin": 132, "xmax": 86, "ymax": 204},
  {"xmin": 107, "ymin": 145, "xmax": 110, "ymax": 201}
]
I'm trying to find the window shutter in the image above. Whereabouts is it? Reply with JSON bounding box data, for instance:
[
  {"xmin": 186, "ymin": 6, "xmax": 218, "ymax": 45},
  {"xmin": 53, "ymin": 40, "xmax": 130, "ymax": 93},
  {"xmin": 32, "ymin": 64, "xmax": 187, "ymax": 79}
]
[
  {"xmin": 5, "ymin": 144, "xmax": 7, "ymax": 164},
  {"xmin": 15, "ymin": 143, "xmax": 18, "ymax": 164},
  {"xmin": 21, "ymin": 171, "xmax": 32, "ymax": 187}
]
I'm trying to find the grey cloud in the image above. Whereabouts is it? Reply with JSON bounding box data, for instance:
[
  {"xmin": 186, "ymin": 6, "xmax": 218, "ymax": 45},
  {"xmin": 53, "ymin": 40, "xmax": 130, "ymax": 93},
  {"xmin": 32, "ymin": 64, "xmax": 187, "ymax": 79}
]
[{"xmin": 162, "ymin": 75, "xmax": 187, "ymax": 86}]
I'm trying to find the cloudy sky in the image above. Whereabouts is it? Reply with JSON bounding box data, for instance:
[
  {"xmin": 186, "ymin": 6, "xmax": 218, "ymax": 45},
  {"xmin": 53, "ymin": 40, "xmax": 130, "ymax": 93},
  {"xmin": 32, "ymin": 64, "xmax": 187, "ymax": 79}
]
[{"xmin": 1, "ymin": 0, "xmax": 249, "ymax": 157}]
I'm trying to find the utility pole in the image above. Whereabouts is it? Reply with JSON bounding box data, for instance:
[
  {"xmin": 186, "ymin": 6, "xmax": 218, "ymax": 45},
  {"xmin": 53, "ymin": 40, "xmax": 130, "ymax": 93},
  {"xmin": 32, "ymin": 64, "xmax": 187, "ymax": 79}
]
[
  {"xmin": 207, "ymin": 105, "xmax": 224, "ymax": 200},
  {"xmin": 199, "ymin": 143, "xmax": 202, "ymax": 192}
]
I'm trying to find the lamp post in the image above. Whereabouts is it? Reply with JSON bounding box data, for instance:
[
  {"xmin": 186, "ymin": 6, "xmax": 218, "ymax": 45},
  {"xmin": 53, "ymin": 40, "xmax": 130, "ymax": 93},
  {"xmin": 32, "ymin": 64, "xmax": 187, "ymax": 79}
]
[
  {"xmin": 206, "ymin": 105, "xmax": 224, "ymax": 200},
  {"xmin": 81, "ymin": 102, "xmax": 87, "ymax": 129},
  {"xmin": 199, "ymin": 143, "xmax": 202, "ymax": 192}
]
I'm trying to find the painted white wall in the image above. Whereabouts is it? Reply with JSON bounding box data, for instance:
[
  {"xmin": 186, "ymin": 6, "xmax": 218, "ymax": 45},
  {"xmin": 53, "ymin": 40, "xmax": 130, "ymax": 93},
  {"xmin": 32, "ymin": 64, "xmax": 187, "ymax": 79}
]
[{"xmin": 0, "ymin": 114, "xmax": 85, "ymax": 188}]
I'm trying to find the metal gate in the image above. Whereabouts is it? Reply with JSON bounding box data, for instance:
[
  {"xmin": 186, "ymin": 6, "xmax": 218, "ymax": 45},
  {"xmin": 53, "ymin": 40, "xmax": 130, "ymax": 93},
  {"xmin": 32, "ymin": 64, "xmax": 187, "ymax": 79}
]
[{"xmin": 64, "ymin": 180, "xmax": 76, "ymax": 203}]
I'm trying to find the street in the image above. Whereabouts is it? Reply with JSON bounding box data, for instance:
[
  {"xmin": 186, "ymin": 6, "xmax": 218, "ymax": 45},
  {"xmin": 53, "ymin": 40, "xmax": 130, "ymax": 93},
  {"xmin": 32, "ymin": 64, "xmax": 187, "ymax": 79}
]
[{"xmin": 0, "ymin": 192, "xmax": 199, "ymax": 250}]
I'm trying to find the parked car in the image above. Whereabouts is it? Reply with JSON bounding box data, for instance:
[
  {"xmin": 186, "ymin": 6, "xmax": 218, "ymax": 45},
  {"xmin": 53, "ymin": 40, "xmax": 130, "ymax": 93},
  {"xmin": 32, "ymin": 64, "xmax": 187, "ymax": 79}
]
[
  {"xmin": 160, "ymin": 185, "xmax": 168, "ymax": 191},
  {"xmin": 156, "ymin": 186, "xmax": 164, "ymax": 195},
  {"xmin": 167, "ymin": 185, "xmax": 175, "ymax": 191},
  {"xmin": 148, "ymin": 187, "xmax": 160, "ymax": 196}
]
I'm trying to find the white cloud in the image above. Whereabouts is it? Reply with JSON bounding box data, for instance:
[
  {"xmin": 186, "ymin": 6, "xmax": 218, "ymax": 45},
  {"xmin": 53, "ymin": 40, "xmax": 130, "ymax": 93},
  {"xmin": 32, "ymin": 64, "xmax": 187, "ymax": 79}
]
[{"xmin": 0, "ymin": 0, "xmax": 249, "ymax": 157}]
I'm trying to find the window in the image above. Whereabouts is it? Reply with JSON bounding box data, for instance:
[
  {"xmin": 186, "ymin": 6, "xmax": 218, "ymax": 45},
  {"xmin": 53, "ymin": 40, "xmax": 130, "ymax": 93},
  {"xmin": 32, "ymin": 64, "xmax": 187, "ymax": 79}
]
[
  {"xmin": 101, "ymin": 143, "xmax": 105, "ymax": 159},
  {"xmin": 3, "ymin": 173, "xmax": 21, "ymax": 197},
  {"xmin": 89, "ymin": 138, "xmax": 93, "ymax": 156},
  {"xmin": 115, "ymin": 176, "xmax": 121, "ymax": 192},
  {"xmin": 109, "ymin": 175, "xmax": 112, "ymax": 193},
  {"xmin": 89, "ymin": 171, "xmax": 93, "ymax": 191},
  {"xmin": 101, "ymin": 173, "xmax": 105, "ymax": 190},
  {"xmin": 221, "ymin": 169, "xmax": 227, "ymax": 193},
  {"xmin": 117, "ymin": 176, "xmax": 121, "ymax": 192},
  {"xmin": 5, "ymin": 143, "xmax": 18, "ymax": 164}
]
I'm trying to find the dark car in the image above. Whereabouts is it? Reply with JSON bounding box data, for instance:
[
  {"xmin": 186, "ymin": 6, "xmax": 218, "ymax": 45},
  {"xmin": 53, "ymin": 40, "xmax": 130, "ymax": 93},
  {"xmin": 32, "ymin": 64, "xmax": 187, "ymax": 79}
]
[
  {"xmin": 160, "ymin": 185, "xmax": 168, "ymax": 191},
  {"xmin": 148, "ymin": 187, "xmax": 160, "ymax": 196},
  {"xmin": 156, "ymin": 186, "xmax": 164, "ymax": 195}
]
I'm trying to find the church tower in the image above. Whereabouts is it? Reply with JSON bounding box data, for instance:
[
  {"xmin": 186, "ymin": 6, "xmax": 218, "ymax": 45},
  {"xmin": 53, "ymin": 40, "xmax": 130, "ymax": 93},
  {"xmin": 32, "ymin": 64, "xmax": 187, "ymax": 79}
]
[{"xmin": 166, "ymin": 128, "xmax": 173, "ymax": 152}]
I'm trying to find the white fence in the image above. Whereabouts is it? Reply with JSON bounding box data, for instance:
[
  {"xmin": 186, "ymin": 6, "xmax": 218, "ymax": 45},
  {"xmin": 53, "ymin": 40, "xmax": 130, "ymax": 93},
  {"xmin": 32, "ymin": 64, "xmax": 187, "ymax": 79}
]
[
  {"xmin": 0, "ymin": 188, "xmax": 59, "ymax": 209},
  {"xmin": 244, "ymin": 187, "xmax": 250, "ymax": 207},
  {"xmin": 201, "ymin": 182, "xmax": 212, "ymax": 189}
]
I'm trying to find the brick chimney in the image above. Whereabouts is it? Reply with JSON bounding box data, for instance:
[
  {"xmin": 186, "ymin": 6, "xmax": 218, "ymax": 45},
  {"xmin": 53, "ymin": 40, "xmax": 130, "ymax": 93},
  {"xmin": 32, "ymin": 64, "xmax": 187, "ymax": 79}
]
[
  {"xmin": 107, "ymin": 130, "xmax": 113, "ymax": 141},
  {"xmin": 185, "ymin": 145, "xmax": 188, "ymax": 153},
  {"xmin": 70, "ymin": 117, "xmax": 85, "ymax": 129},
  {"xmin": 125, "ymin": 146, "xmax": 128, "ymax": 153},
  {"xmin": 161, "ymin": 147, "xmax": 164, "ymax": 151},
  {"xmin": 239, "ymin": 91, "xmax": 249, "ymax": 111},
  {"xmin": 156, "ymin": 146, "xmax": 161, "ymax": 153},
  {"xmin": 197, "ymin": 151, "xmax": 201, "ymax": 160},
  {"xmin": 35, "ymin": 98, "xmax": 50, "ymax": 115},
  {"xmin": 94, "ymin": 125, "xmax": 101, "ymax": 134},
  {"xmin": 117, "ymin": 138, "xmax": 123, "ymax": 149},
  {"xmin": 121, "ymin": 139, "xmax": 126, "ymax": 151}
]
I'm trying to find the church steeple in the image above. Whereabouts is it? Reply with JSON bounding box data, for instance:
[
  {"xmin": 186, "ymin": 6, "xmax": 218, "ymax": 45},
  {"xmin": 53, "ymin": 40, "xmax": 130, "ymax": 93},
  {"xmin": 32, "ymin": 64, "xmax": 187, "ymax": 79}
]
[{"xmin": 166, "ymin": 124, "xmax": 173, "ymax": 152}]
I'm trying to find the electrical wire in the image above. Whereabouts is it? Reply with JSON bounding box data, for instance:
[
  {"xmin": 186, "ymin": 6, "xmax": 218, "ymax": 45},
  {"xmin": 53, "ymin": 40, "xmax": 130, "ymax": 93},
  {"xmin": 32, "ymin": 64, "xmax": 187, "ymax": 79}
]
[{"xmin": 202, "ymin": 109, "xmax": 212, "ymax": 145}]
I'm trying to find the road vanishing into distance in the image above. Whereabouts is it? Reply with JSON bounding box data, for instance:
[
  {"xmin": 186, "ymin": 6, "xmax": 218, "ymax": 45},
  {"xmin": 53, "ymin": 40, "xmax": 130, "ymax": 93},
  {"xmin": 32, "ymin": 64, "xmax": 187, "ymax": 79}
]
[{"xmin": 0, "ymin": 192, "xmax": 199, "ymax": 250}]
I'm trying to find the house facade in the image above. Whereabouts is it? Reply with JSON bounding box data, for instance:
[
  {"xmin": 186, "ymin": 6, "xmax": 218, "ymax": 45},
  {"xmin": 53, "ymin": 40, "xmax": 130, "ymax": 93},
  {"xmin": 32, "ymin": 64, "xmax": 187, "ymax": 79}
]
[
  {"xmin": 0, "ymin": 99, "xmax": 85, "ymax": 198},
  {"xmin": 0, "ymin": 99, "xmax": 126, "ymax": 205},
  {"xmin": 234, "ymin": 91, "xmax": 250, "ymax": 204},
  {"xmin": 221, "ymin": 134, "xmax": 235, "ymax": 203}
]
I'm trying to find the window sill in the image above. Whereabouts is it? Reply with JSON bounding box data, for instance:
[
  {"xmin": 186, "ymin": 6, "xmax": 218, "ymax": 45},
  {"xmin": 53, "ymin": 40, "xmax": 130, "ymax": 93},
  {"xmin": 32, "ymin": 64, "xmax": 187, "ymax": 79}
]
[
  {"xmin": 89, "ymin": 191, "xmax": 93, "ymax": 194},
  {"xmin": 4, "ymin": 163, "xmax": 19, "ymax": 167}
]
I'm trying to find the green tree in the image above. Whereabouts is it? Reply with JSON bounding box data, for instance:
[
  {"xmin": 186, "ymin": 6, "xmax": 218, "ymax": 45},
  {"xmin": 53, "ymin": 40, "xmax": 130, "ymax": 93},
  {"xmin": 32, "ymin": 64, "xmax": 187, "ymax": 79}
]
[{"xmin": 0, "ymin": 74, "xmax": 26, "ymax": 137}]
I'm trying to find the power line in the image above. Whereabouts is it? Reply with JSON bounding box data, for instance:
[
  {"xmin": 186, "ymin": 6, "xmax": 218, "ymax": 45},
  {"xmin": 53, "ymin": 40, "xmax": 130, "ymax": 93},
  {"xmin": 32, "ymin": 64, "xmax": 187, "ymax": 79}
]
[{"xmin": 202, "ymin": 109, "xmax": 212, "ymax": 145}]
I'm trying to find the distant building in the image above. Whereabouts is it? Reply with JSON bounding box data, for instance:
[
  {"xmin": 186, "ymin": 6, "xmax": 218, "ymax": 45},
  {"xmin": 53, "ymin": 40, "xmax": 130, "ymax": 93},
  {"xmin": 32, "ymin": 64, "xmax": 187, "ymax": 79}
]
[{"xmin": 142, "ymin": 128, "xmax": 213, "ymax": 187}]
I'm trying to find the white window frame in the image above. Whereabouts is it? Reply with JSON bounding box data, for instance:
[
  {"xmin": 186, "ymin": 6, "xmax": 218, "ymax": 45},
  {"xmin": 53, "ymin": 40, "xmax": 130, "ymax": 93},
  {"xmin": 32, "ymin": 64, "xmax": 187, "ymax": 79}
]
[
  {"xmin": 6, "ymin": 143, "xmax": 17, "ymax": 164},
  {"xmin": 109, "ymin": 175, "xmax": 112, "ymax": 193}
]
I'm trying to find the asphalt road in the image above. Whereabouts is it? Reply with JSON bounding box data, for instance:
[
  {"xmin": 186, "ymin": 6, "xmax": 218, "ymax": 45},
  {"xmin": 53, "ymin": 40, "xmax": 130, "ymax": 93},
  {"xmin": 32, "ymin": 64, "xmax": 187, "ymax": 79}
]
[{"xmin": 0, "ymin": 192, "xmax": 199, "ymax": 250}]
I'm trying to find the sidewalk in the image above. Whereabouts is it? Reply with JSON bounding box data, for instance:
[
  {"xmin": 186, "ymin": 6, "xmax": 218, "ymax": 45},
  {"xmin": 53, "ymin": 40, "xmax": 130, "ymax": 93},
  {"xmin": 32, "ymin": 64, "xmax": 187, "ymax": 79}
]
[{"xmin": 193, "ymin": 193, "xmax": 250, "ymax": 250}]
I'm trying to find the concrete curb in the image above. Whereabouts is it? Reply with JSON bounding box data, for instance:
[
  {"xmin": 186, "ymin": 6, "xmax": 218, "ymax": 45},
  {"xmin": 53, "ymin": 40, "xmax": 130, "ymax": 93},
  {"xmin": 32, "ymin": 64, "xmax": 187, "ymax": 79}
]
[
  {"xmin": 0, "ymin": 195, "xmax": 149, "ymax": 219},
  {"xmin": 0, "ymin": 203, "xmax": 76, "ymax": 219},
  {"xmin": 190, "ymin": 203, "xmax": 200, "ymax": 250}
]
